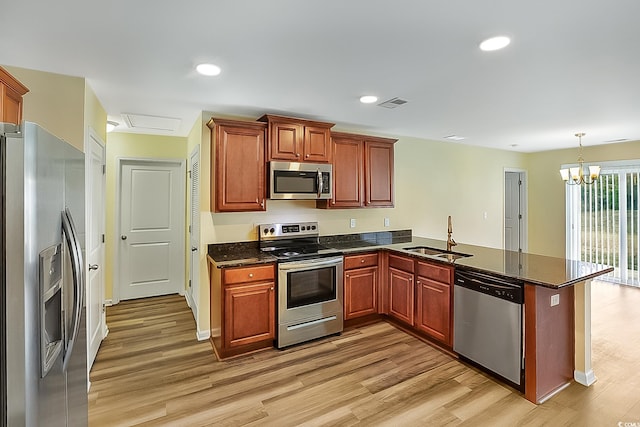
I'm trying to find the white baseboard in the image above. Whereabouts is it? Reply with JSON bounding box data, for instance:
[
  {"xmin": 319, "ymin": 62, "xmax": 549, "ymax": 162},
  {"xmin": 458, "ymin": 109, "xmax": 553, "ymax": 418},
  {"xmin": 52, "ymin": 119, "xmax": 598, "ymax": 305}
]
[
  {"xmin": 574, "ymin": 369, "xmax": 597, "ymax": 386},
  {"xmin": 196, "ymin": 328, "xmax": 211, "ymax": 341}
]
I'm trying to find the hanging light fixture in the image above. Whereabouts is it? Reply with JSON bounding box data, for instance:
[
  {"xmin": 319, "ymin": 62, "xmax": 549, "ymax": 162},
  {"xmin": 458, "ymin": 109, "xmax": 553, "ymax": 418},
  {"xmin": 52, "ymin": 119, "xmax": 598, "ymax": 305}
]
[{"xmin": 559, "ymin": 133, "xmax": 601, "ymax": 185}]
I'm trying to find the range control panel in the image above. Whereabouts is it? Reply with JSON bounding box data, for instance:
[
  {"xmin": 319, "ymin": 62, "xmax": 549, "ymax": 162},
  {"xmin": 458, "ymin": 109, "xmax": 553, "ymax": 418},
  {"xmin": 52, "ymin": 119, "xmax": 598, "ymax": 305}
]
[{"xmin": 258, "ymin": 222, "xmax": 319, "ymax": 240}]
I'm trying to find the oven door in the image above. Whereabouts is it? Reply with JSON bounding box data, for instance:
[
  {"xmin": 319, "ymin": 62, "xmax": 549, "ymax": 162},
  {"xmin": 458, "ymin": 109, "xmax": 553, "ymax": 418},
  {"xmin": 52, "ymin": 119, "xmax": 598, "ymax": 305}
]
[{"xmin": 277, "ymin": 256, "xmax": 343, "ymax": 324}]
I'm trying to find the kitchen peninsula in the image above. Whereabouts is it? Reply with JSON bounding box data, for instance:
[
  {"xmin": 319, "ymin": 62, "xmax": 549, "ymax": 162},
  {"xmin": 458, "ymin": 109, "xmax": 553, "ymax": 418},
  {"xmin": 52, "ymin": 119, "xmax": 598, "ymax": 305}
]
[{"xmin": 207, "ymin": 230, "xmax": 613, "ymax": 405}]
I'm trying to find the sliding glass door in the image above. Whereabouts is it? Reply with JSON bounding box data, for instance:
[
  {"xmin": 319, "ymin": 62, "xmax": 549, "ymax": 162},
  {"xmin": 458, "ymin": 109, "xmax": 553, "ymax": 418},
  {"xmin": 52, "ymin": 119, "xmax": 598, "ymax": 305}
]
[{"xmin": 567, "ymin": 163, "xmax": 640, "ymax": 285}]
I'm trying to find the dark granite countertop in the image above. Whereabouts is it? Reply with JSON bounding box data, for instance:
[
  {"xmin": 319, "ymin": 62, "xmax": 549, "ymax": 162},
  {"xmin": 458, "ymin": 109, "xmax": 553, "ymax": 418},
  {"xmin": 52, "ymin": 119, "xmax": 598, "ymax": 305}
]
[{"xmin": 208, "ymin": 230, "xmax": 613, "ymax": 288}]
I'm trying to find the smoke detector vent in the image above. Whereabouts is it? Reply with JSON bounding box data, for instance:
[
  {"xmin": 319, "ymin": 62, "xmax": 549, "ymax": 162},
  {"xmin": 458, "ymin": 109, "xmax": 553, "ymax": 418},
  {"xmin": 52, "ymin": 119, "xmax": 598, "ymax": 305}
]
[
  {"xmin": 122, "ymin": 113, "xmax": 181, "ymax": 132},
  {"xmin": 378, "ymin": 97, "xmax": 408, "ymax": 109}
]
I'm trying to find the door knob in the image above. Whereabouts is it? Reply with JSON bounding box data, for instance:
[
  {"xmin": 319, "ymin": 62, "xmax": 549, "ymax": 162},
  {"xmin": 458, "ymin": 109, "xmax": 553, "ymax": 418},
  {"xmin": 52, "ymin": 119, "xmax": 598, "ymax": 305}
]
[
  {"xmin": 121, "ymin": 235, "xmax": 127, "ymax": 240},
  {"xmin": 89, "ymin": 264, "xmax": 99, "ymax": 271}
]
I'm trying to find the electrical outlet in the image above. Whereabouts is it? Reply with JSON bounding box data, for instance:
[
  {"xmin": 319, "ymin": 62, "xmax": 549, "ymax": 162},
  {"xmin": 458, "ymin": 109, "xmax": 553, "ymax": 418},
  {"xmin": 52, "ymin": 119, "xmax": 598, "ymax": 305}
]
[
  {"xmin": 350, "ymin": 218, "xmax": 356, "ymax": 228},
  {"xmin": 483, "ymin": 211, "xmax": 488, "ymax": 220},
  {"xmin": 384, "ymin": 217, "xmax": 390, "ymax": 227},
  {"xmin": 551, "ymin": 294, "xmax": 560, "ymax": 306}
]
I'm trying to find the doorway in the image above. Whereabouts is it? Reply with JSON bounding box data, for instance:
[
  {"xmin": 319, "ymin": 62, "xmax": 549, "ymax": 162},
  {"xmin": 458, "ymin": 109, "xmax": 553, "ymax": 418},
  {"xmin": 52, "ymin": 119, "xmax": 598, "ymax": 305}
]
[
  {"xmin": 188, "ymin": 146, "xmax": 200, "ymax": 324},
  {"xmin": 504, "ymin": 170, "xmax": 528, "ymax": 252},
  {"xmin": 86, "ymin": 128, "xmax": 106, "ymax": 372},
  {"xmin": 115, "ymin": 158, "xmax": 186, "ymax": 301}
]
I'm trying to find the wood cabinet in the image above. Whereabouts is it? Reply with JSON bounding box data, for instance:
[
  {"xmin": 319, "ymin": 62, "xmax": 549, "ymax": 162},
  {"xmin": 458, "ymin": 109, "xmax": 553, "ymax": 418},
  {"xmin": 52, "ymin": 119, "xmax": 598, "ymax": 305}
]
[
  {"xmin": 387, "ymin": 254, "xmax": 415, "ymax": 326},
  {"xmin": 210, "ymin": 261, "xmax": 276, "ymax": 359},
  {"xmin": 207, "ymin": 118, "xmax": 266, "ymax": 212},
  {"xmin": 415, "ymin": 261, "xmax": 453, "ymax": 346},
  {"xmin": 0, "ymin": 67, "xmax": 29, "ymax": 125},
  {"xmin": 344, "ymin": 253, "xmax": 378, "ymax": 320},
  {"xmin": 259, "ymin": 114, "xmax": 333, "ymax": 162},
  {"xmin": 317, "ymin": 132, "xmax": 396, "ymax": 209}
]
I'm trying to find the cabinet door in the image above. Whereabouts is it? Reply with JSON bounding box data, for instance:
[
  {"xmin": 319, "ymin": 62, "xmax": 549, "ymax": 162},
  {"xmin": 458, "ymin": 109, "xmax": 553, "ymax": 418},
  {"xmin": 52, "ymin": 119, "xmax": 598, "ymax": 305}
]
[
  {"xmin": 388, "ymin": 267, "xmax": 414, "ymax": 325},
  {"xmin": 330, "ymin": 136, "xmax": 364, "ymax": 207},
  {"xmin": 365, "ymin": 140, "xmax": 394, "ymax": 207},
  {"xmin": 303, "ymin": 126, "xmax": 331, "ymax": 162},
  {"xmin": 214, "ymin": 122, "xmax": 266, "ymax": 212},
  {"xmin": 270, "ymin": 121, "xmax": 303, "ymax": 161},
  {"xmin": 344, "ymin": 266, "xmax": 378, "ymax": 319},
  {"xmin": 416, "ymin": 277, "xmax": 451, "ymax": 345},
  {"xmin": 224, "ymin": 281, "xmax": 275, "ymax": 348},
  {"xmin": 1, "ymin": 84, "xmax": 23, "ymax": 125}
]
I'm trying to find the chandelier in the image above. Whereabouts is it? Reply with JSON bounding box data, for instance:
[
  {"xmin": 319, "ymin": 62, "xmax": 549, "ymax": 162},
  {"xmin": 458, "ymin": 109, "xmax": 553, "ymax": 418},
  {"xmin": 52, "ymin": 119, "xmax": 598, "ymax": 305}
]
[{"xmin": 559, "ymin": 133, "xmax": 601, "ymax": 185}]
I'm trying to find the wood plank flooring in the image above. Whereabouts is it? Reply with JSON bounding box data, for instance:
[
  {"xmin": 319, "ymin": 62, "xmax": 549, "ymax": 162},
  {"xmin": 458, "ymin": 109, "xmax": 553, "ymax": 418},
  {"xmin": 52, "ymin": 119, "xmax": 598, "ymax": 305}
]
[{"xmin": 89, "ymin": 282, "xmax": 640, "ymax": 426}]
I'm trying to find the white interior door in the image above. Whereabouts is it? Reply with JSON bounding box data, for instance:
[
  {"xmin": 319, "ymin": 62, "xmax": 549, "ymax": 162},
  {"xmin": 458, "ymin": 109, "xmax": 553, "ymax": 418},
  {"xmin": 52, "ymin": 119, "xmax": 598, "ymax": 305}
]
[
  {"xmin": 86, "ymin": 129, "xmax": 106, "ymax": 372},
  {"xmin": 188, "ymin": 147, "xmax": 200, "ymax": 320},
  {"xmin": 118, "ymin": 159, "xmax": 185, "ymax": 300},
  {"xmin": 505, "ymin": 171, "xmax": 522, "ymax": 251}
]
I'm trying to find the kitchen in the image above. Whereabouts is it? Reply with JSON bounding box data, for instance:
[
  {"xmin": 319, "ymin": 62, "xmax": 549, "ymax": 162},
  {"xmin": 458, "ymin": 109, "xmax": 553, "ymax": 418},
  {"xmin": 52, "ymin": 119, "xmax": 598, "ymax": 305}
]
[{"xmin": 3, "ymin": 0, "xmax": 640, "ymax": 425}]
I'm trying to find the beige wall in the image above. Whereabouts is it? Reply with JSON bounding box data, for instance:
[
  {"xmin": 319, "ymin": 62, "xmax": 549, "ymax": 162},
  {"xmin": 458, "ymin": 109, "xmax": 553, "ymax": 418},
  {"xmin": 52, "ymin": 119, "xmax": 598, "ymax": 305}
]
[
  {"xmin": 527, "ymin": 139, "xmax": 640, "ymax": 258},
  {"xmin": 104, "ymin": 132, "xmax": 188, "ymax": 300},
  {"xmin": 3, "ymin": 65, "xmax": 86, "ymax": 151},
  {"xmin": 83, "ymin": 82, "xmax": 107, "ymax": 143}
]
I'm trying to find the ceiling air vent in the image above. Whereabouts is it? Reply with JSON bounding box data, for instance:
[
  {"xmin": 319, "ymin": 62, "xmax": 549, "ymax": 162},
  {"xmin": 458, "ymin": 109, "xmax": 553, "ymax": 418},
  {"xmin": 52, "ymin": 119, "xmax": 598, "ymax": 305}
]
[
  {"xmin": 122, "ymin": 113, "xmax": 181, "ymax": 132},
  {"xmin": 378, "ymin": 97, "xmax": 408, "ymax": 109}
]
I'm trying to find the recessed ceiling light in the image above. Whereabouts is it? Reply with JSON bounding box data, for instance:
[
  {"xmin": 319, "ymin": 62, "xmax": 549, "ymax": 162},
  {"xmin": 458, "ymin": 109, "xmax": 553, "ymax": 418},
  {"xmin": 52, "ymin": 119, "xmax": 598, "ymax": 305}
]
[
  {"xmin": 479, "ymin": 36, "xmax": 511, "ymax": 51},
  {"xmin": 444, "ymin": 135, "xmax": 466, "ymax": 141},
  {"xmin": 360, "ymin": 95, "xmax": 378, "ymax": 104},
  {"xmin": 196, "ymin": 63, "xmax": 221, "ymax": 76}
]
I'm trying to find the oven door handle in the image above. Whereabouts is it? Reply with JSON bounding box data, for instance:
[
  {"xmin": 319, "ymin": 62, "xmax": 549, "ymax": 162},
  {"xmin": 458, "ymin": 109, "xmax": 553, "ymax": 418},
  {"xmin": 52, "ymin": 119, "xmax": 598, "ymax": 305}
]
[
  {"xmin": 279, "ymin": 256, "xmax": 343, "ymax": 271},
  {"xmin": 317, "ymin": 169, "xmax": 323, "ymax": 198}
]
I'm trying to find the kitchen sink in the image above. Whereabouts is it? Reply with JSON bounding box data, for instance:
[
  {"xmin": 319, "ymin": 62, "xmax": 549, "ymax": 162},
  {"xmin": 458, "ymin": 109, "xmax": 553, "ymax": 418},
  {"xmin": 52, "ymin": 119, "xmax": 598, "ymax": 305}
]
[
  {"xmin": 403, "ymin": 246, "xmax": 472, "ymax": 261},
  {"xmin": 403, "ymin": 247, "xmax": 443, "ymax": 256}
]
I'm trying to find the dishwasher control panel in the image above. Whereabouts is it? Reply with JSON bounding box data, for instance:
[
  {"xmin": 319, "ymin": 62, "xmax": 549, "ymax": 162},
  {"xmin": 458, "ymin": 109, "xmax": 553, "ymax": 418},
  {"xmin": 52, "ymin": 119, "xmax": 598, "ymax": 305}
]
[{"xmin": 454, "ymin": 270, "xmax": 523, "ymax": 304}]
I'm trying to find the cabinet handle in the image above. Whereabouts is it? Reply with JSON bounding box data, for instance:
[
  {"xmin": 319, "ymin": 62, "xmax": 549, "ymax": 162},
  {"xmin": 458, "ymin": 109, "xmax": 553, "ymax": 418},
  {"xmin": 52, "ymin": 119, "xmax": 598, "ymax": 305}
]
[
  {"xmin": 249, "ymin": 273, "xmax": 254, "ymax": 278},
  {"xmin": 260, "ymin": 200, "xmax": 264, "ymax": 208}
]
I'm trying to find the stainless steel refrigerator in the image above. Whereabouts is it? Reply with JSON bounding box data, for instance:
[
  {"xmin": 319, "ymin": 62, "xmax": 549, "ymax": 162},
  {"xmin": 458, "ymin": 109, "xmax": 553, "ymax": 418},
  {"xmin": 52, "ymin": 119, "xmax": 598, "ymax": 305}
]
[{"xmin": 1, "ymin": 122, "xmax": 88, "ymax": 426}]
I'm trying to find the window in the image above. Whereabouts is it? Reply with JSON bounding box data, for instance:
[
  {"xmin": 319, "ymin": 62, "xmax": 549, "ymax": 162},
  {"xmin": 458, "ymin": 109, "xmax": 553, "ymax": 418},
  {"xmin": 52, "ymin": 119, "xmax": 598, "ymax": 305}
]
[{"xmin": 567, "ymin": 161, "xmax": 640, "ymax": 285}]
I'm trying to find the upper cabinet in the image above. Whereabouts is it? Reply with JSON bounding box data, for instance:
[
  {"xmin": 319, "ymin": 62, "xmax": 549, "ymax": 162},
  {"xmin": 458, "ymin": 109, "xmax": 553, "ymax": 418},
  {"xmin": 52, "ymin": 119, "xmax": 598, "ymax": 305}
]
[
  {"xmin": 318, "ymin": 132, "xmax": 396, "ymax": 209},
  {"xmin": 0, "ymin": 67, "xmax": 29, "ymax": 125},
  {"xmin": 259, "ymin": 114, "xmax": 334, "ymax": 163},
  {"xmin": 207, "ymin": 118, "xmax": 267, "ymax": 213}
]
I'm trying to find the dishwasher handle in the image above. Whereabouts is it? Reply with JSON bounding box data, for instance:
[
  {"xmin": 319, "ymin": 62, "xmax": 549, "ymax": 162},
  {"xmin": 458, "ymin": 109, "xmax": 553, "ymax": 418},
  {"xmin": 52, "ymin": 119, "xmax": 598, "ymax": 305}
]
[{"xmin": 455, "ymin": 270, "xmax": 523, "ymax": 304}]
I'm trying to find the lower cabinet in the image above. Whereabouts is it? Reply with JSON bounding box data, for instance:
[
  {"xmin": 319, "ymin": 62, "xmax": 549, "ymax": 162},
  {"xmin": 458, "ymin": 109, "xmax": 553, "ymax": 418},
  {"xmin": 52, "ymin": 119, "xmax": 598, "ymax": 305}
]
[
  {"xmin": 224, "ymin": 281, "xmax": 275, "ymax": 348},
  {"xmin": 415, "ymin": 261, "xmax": 453, "ymax": 346},
  {"xmin": 209, "ymin": 261, "xmax": 276, "ymax": 359},
  {"xmin": 387, "ymin": 254, "xmax": 416, "ymax": 326},
  {"xmin": 344, "ymin": 253, "xmax": 378, "ymax": 320}
]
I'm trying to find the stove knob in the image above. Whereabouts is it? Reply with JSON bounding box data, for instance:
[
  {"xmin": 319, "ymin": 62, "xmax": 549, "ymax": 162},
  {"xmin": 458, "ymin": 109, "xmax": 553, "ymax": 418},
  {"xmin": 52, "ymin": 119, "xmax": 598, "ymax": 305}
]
[
  {"xmin": 301, "ymin": 226, "xmax": 306, "ymax": 231},
  {"xmin": 263, "ymin": 228, "xmax": 269, "ymax": 234},
  {"xmin": 311, "ymin": 225, "xmax": 316, "ymax": 230},
  {"xmin": 269, "ymin": 228, "xmax": 275, "ymax": 234}
]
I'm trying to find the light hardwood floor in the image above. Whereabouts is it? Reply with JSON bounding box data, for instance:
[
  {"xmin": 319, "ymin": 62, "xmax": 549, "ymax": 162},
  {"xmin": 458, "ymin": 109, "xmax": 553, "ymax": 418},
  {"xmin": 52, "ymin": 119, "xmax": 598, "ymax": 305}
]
[{"xmin": 89, "ymin": 282, "xmax": 640, "ymax": 426}]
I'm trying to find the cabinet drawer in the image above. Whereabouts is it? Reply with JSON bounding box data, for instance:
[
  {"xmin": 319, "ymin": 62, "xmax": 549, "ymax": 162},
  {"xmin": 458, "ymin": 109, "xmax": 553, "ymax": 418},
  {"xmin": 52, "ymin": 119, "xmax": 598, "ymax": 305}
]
[
  {"xmin": 417, "ymin": 261, "xmax": 452, "ymax": 284},
  {"xmin": 224, "ymin": 264, "xmax": 274, "ymax": 285},
  {"xmin": 344, "ymin": 253, "xmax": 378, "ymax": 270},
  {"xmin": 389, "ymin": 254, "xmax": 414, "ymax": 273}
]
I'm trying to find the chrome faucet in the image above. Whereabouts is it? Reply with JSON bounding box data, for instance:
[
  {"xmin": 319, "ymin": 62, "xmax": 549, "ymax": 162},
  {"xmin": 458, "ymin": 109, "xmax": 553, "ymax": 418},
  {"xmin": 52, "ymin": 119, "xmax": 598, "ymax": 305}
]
[{"xmin": 447, "ymin": 215, "xmax": 457, "ymax": 252}]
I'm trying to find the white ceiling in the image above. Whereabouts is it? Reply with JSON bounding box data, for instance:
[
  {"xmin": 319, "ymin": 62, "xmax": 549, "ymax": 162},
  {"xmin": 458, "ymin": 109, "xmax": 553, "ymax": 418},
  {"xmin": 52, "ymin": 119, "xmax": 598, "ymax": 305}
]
[{"xmin": 2, "ymin": 0, "xmax": 639, "ymax": 152}]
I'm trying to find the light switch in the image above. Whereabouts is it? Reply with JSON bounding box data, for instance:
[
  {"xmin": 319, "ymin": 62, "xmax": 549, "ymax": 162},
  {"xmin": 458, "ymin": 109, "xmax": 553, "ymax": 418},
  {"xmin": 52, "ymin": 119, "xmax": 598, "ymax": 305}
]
[
  {"xmin": 384, "ymin": 217, "xmax": 390, "ymax": 227},
  {"xmin": 350, "ymin": 218, "xmax": 356, "ymax": 228},
  {"xmin": 551, "ymin": 294, "xmax": 560, "ymax": 306}
]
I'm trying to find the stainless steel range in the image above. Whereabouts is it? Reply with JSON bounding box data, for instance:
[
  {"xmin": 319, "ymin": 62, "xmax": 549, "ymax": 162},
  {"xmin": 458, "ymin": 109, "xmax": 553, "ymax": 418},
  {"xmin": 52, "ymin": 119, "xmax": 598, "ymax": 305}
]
[{"xmin": 259, "ymin": 222, "xmax": 343, "ymax": 348}]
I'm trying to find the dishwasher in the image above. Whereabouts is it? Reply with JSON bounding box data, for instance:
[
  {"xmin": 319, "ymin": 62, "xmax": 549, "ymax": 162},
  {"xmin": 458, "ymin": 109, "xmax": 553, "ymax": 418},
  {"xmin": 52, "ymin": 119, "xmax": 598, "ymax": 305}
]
[{"xmin": 453, "ymin": 269, "xmax": 524, "ymax": 390}]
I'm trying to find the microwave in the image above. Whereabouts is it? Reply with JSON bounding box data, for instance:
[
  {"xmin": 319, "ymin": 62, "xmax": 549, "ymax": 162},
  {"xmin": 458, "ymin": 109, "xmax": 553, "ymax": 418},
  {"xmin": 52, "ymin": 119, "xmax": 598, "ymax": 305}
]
[{"xmin": 269, "ymin": 161, "xmax": 332, "ymax": 200}]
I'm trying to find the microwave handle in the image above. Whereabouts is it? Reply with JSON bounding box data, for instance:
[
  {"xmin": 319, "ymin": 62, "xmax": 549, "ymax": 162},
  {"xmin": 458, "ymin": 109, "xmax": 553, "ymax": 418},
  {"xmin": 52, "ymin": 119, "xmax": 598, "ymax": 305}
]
[{"xmin": 317, "ymin": 169, "xmax": 322, "ymax": 198}]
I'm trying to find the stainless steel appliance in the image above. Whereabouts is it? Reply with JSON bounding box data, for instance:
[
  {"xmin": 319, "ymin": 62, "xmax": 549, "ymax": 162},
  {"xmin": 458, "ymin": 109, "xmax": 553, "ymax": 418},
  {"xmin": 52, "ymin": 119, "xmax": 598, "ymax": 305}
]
[
  {"xmin": 259, "ymin": 222, "xmax": 343, "ymax": 348},
  {"xmin": 453, "ymin": 269, "xmax": 524, "ymax": 390},
  {"xmin": 1, "ymin": 122, "xmax": 87, "ymax": 426},
  {"xmin": 269, "ymin": 161, "xmax": 332, "ymax": 200}
]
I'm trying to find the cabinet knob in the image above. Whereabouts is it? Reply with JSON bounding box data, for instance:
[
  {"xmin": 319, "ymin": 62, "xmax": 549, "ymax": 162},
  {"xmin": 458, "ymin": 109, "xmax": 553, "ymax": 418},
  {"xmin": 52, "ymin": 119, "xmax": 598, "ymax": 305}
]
[
  {"xmin": 270, "ymin": 287, "xmax": 274, "ymax": 291},
  {"xmin": 361, "ymin": 259, "xmax": 365, "ymax": 263},
  {"xmin": 305, "ymin": 154, "xmax": 309, "ymax": 158},
  {"xmin": 296, "ymin": 153, "xmax": 300, "ymax": 157},
  {"xmin": 249, "ymin": 273, "xmax": 254, "ymax": 278},
  {"xmin": 346, "ymin": 274, "xmax": 350, "ymax": 278},
  {"xmin": 417, "ymin": 280, "xmax": 421, "ymax": 285}
]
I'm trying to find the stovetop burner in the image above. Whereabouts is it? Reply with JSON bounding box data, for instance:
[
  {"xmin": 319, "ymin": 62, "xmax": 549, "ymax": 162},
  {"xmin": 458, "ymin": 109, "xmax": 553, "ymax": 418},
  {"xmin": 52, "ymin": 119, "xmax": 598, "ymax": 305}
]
[{"xmin": 258, "ymin": 221, "xmax": 340, "ymax": 261}]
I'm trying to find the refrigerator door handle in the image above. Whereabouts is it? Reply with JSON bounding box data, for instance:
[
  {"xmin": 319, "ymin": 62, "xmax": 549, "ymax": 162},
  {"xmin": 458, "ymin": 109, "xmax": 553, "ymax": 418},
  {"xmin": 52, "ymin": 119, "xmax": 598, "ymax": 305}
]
[{"xmin": 61, "ymin": 208, "xmax": 84, "ymax": 372}]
